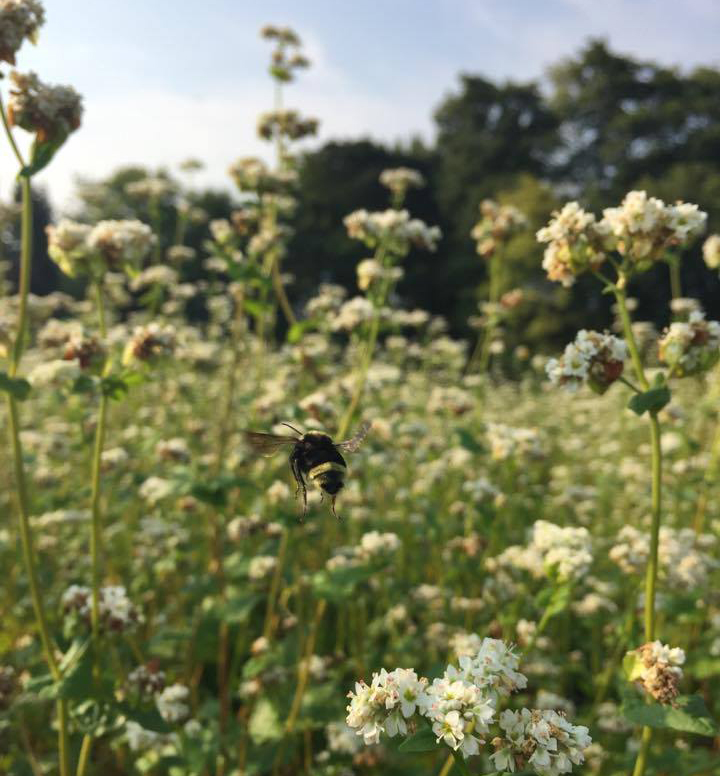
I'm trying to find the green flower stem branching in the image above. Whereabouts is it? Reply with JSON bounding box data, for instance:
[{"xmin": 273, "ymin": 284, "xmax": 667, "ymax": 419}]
[
  {"xmin": 613, "ymin": 284, "xmax": 663, "ymax": 776},
  {"xmin": 0, "ymin": 98, "xmax": 71, "ymax": 776}
]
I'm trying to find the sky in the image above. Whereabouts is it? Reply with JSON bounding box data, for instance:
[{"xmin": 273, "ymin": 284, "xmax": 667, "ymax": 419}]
[{"xmin": 1, "ymin": 0, "xmax": 718, "ymax": 210}]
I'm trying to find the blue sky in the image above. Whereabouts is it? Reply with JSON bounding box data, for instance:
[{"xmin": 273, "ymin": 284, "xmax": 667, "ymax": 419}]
[{"xmin": 1, "ymin": 0, "xmax": 718, "ymax": 208}]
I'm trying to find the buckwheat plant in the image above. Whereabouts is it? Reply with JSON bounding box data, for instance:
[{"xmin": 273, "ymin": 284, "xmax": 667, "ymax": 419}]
[
  {"xmin": 539, "ymin": 190, "xmax": 711, "ymax": 776},
  {"xmin": 225, "ymin": 24, "xmax": 317, "ymax": 374},
  {"xmin": 468, "ymin": 199, "xmax": 527, "ymax": 374},
  {"xmin": 0, "ymin": 3, "xmax": 82, "ymax": 772},
  {"xmin": 337, "ymin": 174, "xmax": 441, "ymax": 437},
  {"xmin": 346, "ymin": 637, "xmax": 591, "ymax": 775}
]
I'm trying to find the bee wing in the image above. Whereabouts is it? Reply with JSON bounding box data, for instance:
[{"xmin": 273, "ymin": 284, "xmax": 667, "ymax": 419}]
[
  {"xmin": 336, "ymin": 420, "xmax": 371, "ymax": 453},
  {"xmin": 243, "ymin": 431, "xmax": 298, "ymax": 456}
]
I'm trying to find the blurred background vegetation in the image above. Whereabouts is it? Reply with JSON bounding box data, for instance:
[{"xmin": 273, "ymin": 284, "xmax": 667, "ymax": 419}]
[{"xmin": 4, "ymin": 40, "xmax": 720, "ymax": 353}]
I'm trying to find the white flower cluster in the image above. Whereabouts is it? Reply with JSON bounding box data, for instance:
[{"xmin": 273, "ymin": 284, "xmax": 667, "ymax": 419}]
[
  {"xmin": 609, "ymin": 525, "xmax": 716, "ymax": 589},
  {"xmin": 488, "ymin": 520, "xmax": 592, "ymax": 583},
  {"xmin": 27, "ymin": 358, "xmax": 80, "ymax": 388},
  {"xmin": 546, "ymin": 330, "xmax": 627, "ymax": 394},
  {"xmin": 330, "ymin": 296, "xmax": 375, "ymax": 331},
  {"xmin": 471, "ymin": 199, "xmax": 527, "ymax": 259},
  {"xmin": 358, "ymin": 530, "xmax": 401, "ymax": 558},
  {"xmin": 228, "ymin": 156, "xmax": 296, "ymax": 192},
  {"xmin": 703, "ymin": 234, "xmax": 720, "ymax": 270},
  {"xmin": 156, "ymin": 683, "xmax": 190, "ymax": 723},
  {"xmin": 630, "ymin": 641, "xmax": 685, "ymax": 705},
  {"xmin": 248, "ymin": 555, "xmax": 277, "ymax": 581},
  {"xmin": 346, "ymin": 668, "xmax": 428, "ymax": 744},
  {"xmin": 486, "ymin": 422, "xmax": 544, "ymax": 461},
  {"xmin": 346, "ymin": 640, "xmax": 590, "ymax": 771},
  {"xmin": 530, "ymin": 521, "xmax": 593, "ymax": 581},
  {"xmin": 537, "ymin": 192, "xmax": 707, "ymax": 285},
  {"xmin": 658, "ymin": 310, "xmax": 720, "ymax": 376},
  {"xmin": 422, "ymin": 670, "xmax": 495, "ymax": 758},
  {"xmin": 47, "ymin": 218, "xmax": 155, "ymax": 278},
  {"xmin": 7, "ymin": 70, "xmax": 82, "ymax": 142},
  {"xmin": 125, "ymin": 177, "xmax": 175, "ymax": 201},
  {"xmin": 326, "ymin": 531, "xmax": 401, "ymax": 571},
  {"xmin": 379, "ymin": 167, "xmax": 425, "ymax": 196},
  {"xmin": 61, "ymin": 584, "xmax": 140, "ymax": 632},
  {"xmin": 536, "ymin": 202, "xmax": 609, "ymax": 287},
  {"xmin": 0, "ymin": 0, "xmax": 44, "ymax": 65},
  {"xmin": 344, "ymin": 208, "xmax": 441, "ymax": 253},
  {"xmin": 602, "ymin": 190, "xmax": 706, "ymax": 262},
  {"xmin": 490, "ymin": 708, "xmax": 592, "ymax": 776},
  {"xmin": 356, "ymin": 257, "xmax": 403, "ymax": 291},
  {"xmin": 130, "ymin": 265, "xmax": 178, "ymax": 291}
]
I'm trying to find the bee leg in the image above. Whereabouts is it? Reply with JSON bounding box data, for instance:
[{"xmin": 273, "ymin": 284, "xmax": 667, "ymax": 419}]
[{"xmin": 289, "ymin": 452, "xmax": 307, "ymax": 521}]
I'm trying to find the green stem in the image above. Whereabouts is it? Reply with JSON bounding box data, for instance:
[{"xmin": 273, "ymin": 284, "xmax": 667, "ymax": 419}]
[
  {"xmin": 75, "ymin": 733, "xmax": 93, "ymax": 776},
  {"xmin": 262, "ymin": 527, "xmax": 290, "ymax": 639},
  {"xmin": 613, "ymin": 286, "xmax": 649, "ymax": 391},
  {"xmin": 3, "ymin": 170, "xmax": 70, "ymax": 776},
  {"xmin": 90, "ymin": 284, "xmax": 109, "ymax": 641},
  {"xmin": 615, "ymin": 287, "xmax": 663, "ymax": 776},
  {"xmin": 632, "ymin": 726, "xmax": 653, "ymax": 776}
]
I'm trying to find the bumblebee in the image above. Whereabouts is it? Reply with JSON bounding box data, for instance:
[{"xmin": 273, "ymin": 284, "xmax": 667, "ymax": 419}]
[{"xmin": 243, "ymin": 421, "xmax": 371, "ymax": 518}]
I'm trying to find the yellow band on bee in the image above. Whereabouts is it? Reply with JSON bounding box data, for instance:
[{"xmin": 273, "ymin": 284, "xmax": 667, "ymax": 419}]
[{"xmin": 308, "ymin": 461, "xmax": 346, "ymax": 479}]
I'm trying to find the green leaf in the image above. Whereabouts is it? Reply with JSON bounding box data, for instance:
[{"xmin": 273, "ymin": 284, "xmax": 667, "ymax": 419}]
[
  {"xmin": 0, "ymin": 372, "xmax": 31, "ymax": 401},
  {"xmin": 101, "ymin": 375, "xmax": 129, "ymax": 400},
  {"xmin": 457, "ymin": 428, "xmax": 483, "ymax": 453},
  {"xmin": 397, "ymin": 726, "xmax": 437, "ymax": 752},
  {"xmin": 628, "ymin": 385, "xmax": 671, "ymax": 416},
  {"xmin": 537, "ymin": 582, "xmax": 573, "ymax": 631},
  {"xmin": 21, "ymin": 131, "xmax": 70, "ymax": 177},
  {"xmin": 622, "ymin": 651, "xmax": 645, "ymax": 682},
  {"xmin": 71, "ymin": 374, "xmax": 97, "ymax": 395},
  {"xmin": 622, "ymin": 693, "xmax": 719, "ymax": 737},
  {"xmin": 117, "ymin": 702, "xmax": 171, "ymax": 733}
]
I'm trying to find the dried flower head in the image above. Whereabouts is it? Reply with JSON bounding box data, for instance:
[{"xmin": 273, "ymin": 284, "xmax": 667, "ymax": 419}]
[
  {"xmin": 628, "ymin": 641, "xmax": 685, "ymax": 705},
  {"xmin": 8, "ymin": 70, "xmax": 82, "ymax": 146},
  {"xmin": 0, "ymin": 0, "xmax": 44, "ymax": 65}
]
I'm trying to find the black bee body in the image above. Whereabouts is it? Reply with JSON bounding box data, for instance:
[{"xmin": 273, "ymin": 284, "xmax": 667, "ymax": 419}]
[
  {"xmin": 291, "ymin": 431, "xmax": 347, "ymax": 500},
  {"xmin": 243, "ymin": 422, "xmax": 370, "ymax": 519}
]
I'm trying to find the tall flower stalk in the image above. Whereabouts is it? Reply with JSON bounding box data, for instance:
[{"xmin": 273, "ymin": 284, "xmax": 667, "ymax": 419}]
[
  {"xmin": 337, "ymin": 171, "xmax": 439, "ymax": 438},
  {"xmin": 0, "ymin": 9, "xmax": 82, "ymax": 769},
  {"xmin": 539, "ymin": 190, "xmax": 708, "ymax": 776},
  {"xmin": 466, "ymin": 199, "xmax": 527, "ymax": 375}
]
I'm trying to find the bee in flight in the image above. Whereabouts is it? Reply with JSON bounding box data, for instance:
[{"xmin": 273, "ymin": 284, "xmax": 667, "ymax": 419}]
[{"xmin": 243, "ymin": 421, "xmax": 371, "ymax": 519}]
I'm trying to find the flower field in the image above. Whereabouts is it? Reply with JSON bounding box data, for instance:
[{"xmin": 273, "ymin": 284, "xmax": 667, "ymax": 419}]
[{"xmin": 1, "ymin": 5, "xmax": 720, "ymax": 776}]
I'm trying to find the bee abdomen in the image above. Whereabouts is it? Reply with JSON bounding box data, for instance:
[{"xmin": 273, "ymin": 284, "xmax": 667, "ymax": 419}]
[{"xmin": 307, "ymin": 461, "xmax": 346, "ymax": 481}]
